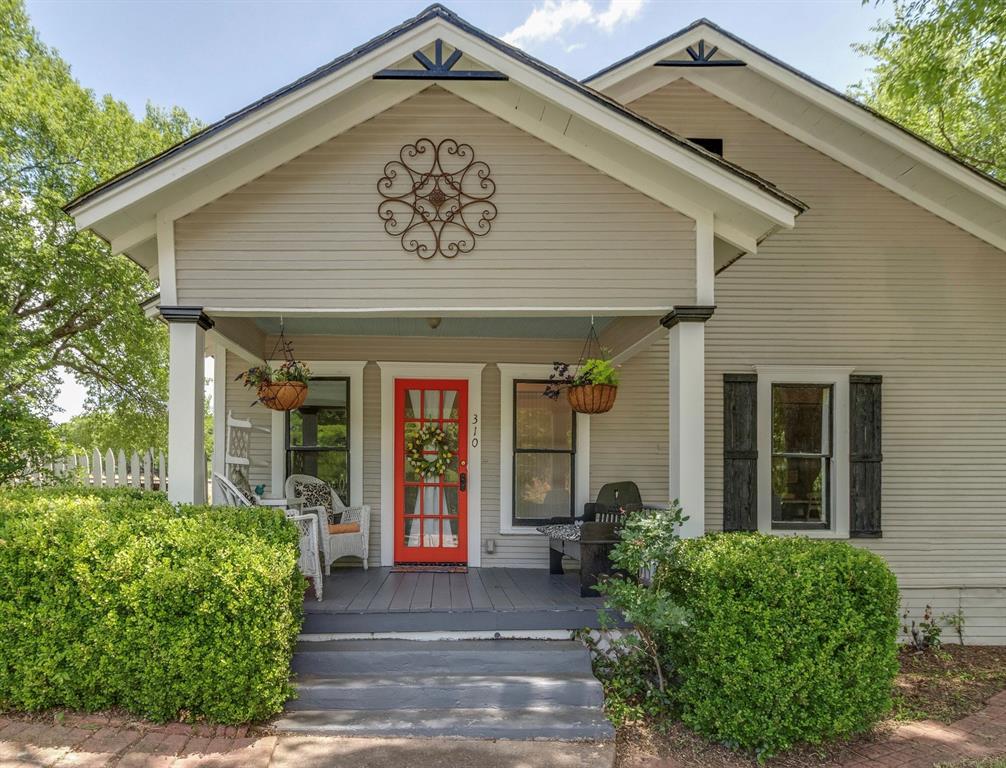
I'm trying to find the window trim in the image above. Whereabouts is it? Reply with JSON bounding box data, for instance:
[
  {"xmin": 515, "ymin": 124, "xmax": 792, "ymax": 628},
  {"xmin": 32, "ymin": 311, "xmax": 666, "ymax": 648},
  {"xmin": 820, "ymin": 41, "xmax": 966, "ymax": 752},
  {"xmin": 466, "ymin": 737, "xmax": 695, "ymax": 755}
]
[
  {"xmin": 755, "ymin": 366, "xmax": 853, "ymax": 539},
  {"xmin": 511, "ymin": 378, "xmax": 577, "ymax": 527},
  {"xmin": 285, "ymin": 376, "xmax": 352, "ymax": 504},
  {"xmin": 498, "ymin": 364, "xmax": 590, "ymax": 535},
  {"xmin": 269, "ymin": 361, "xmax": 365, "ymax": 506},
  {"xmin": 769, "ymin": 382, "xmax": 833, "ymax": 531}
]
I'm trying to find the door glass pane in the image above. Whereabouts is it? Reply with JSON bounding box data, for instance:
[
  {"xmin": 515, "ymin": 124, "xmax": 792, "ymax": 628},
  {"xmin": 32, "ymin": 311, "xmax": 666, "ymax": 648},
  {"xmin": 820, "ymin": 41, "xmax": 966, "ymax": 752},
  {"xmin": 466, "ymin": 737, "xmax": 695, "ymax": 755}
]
[
  {"xmin": 423, "ymin": 390, "xmax": 441, "ymax": 420},
  {"xmin": 423, "ymin": 518, "xmax": 440, "ymax": 547},
  {"xmin": 443, "ymin": 517, "xmax": 459, "ymax": 547},
  {"xmin": 772, "ymin": 456, "xmax": 827, "ymax": 524},
  {"xmin": 515, "ymin": 453, "xmax": 572, "ymax": 520},
  {"xmin": 443, "ymin": 390, "xmax": 458, "ymax": 419},
  {"xmin": 404, "ymin": 517, "xmax": 421, "ymax": 547},
  {"xmin": 516, "ymin": 382, "xmax": 573, "ymax": 450},
  {"xmin": 423, "ymin": 486, "xmax": 441, "ymax": 517},
  {"xmin": 772, "ymin": 385, "xmax": 830, "ymax": 454},
  {"xmin": 405, "ymin": 485, "xmax": 421, "ymax": 516},
  {"xmin": 405, "ymin": 389, "xmax": 422, "ymax": 419},
  {"xmin": 443, "ymin": 486, "xmax": 458, "ymax": 516}
]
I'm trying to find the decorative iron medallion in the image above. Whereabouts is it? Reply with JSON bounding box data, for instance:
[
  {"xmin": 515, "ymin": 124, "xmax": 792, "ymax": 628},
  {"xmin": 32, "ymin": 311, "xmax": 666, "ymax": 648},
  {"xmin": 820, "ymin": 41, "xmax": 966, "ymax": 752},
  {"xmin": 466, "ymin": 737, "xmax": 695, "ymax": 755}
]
[{"xmin": 377, "ymin": 138, "xmax": 498, "ymax": 259}]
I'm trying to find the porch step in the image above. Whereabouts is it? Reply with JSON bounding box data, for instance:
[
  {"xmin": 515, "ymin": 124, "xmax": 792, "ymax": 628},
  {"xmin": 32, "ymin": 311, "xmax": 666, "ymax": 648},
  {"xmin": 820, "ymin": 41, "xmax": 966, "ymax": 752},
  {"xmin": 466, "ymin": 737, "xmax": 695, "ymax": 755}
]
[
  {"xmin": 272, "ymin": 706, "xmax": 614, "ymax": 740},
  {"xmin": 278, "ymin": 639, "xmax": 613, "ymax": 741}
]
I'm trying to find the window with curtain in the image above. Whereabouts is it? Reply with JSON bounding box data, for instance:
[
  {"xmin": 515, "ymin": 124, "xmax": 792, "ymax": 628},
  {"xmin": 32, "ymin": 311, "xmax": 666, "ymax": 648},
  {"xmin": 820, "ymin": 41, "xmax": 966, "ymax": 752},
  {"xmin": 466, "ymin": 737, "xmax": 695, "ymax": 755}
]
[
  {"xmin": 287, "ymin": 377, "xmax": 350, "ymax": 503},
  {"xmin": 771, "ymin": 383, "xmax": 832, "ymax": 529},
  {"xmin": 512, "ymin": 380, "xmax": 575, "ymax": 526}
]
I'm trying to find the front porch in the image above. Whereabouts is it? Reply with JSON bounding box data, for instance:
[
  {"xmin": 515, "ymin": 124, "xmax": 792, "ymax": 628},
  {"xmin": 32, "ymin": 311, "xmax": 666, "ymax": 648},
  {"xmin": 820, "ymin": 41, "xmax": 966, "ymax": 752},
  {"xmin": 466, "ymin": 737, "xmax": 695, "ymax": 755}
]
[{"xmin": 303, "ymin": 566, "xmax": 613, "ymax": 634}]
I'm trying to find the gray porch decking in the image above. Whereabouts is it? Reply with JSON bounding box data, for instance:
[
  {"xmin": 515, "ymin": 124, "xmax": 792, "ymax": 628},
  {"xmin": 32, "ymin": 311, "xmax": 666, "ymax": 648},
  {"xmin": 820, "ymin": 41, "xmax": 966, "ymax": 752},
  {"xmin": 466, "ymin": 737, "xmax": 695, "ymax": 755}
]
[{"xmin": 303, "ymin": 567, "xmax": 614, "ymax": 633}]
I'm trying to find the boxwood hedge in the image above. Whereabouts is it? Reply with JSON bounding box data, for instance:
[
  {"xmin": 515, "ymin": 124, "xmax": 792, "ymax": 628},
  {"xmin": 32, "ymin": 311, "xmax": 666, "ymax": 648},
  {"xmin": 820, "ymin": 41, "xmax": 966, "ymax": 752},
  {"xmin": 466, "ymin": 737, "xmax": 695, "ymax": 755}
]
[
  {"xmin": 666, "ymin": 533, "xmax": 899, "ymax": 756},
  {"xmin": 0, "ymin": 487, "xmax": 305, "ymax": 723}
]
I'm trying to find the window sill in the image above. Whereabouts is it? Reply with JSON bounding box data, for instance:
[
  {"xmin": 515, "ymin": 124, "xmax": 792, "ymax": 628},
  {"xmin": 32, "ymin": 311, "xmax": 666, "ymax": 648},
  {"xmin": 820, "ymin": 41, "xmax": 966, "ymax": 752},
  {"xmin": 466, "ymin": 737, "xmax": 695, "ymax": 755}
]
[
  {"xmin": 498, "ymin": 523, "xmax": 549, "ymax": 536},
  {"xmin": 761, "ymin": 527, "xmax": 849, "ymax": 540}
]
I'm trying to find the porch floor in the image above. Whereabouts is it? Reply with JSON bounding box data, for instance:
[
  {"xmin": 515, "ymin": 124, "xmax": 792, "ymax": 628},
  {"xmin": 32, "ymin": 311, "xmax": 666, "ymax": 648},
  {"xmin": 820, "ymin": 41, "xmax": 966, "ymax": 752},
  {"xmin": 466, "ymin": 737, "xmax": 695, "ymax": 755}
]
[{"xmin": 302, "ymin": 567, "xmax": 613, "ymax": 634}]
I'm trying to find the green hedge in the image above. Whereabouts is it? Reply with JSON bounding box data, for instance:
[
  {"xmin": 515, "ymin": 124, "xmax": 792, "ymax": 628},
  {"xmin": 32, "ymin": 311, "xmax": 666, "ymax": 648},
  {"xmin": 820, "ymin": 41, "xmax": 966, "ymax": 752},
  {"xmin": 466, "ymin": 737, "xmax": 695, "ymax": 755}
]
[
  {"xmin": 0, "ymin": 487, "xmax": 305, "ymax": 723},
  {"xmin": 666, "ymin": 533, "xmax": 899, "ymax": 756}
]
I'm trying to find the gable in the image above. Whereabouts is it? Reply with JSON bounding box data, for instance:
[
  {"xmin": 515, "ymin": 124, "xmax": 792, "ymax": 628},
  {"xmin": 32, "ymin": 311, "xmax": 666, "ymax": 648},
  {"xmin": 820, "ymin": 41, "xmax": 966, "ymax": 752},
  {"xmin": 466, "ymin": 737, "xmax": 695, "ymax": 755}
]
[
  {"xmin": 588, "ymin": 22, "xmax": 1006, "ymax": 254},
  {"xmin": 173, "ymin": 87, "xmax": 696, "ymax": 313},
  {"xmin": 631, "ymin": 80, "xmax": 1005, "ymax": 273}
]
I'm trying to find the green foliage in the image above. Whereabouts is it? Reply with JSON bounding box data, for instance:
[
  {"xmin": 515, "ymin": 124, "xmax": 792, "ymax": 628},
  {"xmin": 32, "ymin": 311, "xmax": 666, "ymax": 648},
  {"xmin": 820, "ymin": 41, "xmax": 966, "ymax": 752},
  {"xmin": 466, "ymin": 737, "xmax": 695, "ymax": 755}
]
[
  {"xmin": 0, "ymin": 487, "xmax": 304, "ymax": 723},
  {"xmin": 942, "ymin": 607, "xmax": 966, "ymax": 645},
  {"xmin": 0, "ymin": 399, "xmax": 60, "ymax": 486},
  {"xmin": 574, "ymin": 357, "xmax": 620, "ymax": 387},
  {"xmin": 0, "ymin": 0, "xmax": 201, "ymax": 482},
  {"xmin": 587, "ymin": 503, "xmax": 690, "ymax": 724},
  {"xmin": 665, "ymin": 533, "xmax": 900, "ymax": 757},
  {"xmin": 854, "ymin": 0, "xmax": 1006, "ymax": 179}
]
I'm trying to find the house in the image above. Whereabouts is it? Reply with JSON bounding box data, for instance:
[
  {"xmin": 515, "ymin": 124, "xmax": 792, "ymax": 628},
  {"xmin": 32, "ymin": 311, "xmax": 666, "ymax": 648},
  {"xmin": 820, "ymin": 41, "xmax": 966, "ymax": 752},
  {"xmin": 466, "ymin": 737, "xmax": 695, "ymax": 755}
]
[{"xmin": 65, "ymin": 5, "xmax": 1006, "ymax": 642}]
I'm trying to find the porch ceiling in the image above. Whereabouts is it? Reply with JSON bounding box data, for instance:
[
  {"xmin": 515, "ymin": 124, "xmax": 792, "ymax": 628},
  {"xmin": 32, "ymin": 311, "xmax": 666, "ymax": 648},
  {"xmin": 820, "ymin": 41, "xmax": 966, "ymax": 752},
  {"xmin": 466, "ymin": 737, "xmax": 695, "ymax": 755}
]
[{"xmin": 253, "ymin": 315, "xmax": 615, "ymax": 339}]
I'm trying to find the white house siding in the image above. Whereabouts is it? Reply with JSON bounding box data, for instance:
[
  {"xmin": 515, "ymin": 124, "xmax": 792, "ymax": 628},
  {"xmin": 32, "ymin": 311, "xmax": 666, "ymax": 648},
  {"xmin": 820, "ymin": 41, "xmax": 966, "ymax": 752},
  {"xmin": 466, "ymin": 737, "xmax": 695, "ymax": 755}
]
[
  {"xmin": 631, "ymin": 81, "xmax": 1006, "ymax": 642},
  {"xmin": 173, "ymin": 86, "xmax": 695, "ymax": 312}
]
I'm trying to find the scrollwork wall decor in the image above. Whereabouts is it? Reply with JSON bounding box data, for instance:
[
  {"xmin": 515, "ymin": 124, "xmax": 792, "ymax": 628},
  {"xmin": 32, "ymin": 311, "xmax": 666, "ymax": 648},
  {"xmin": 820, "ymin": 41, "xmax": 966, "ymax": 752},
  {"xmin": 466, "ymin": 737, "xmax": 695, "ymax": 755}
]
[{"xmin": 376, "ymin": 138, "xmax": 498, "ymax": 259}]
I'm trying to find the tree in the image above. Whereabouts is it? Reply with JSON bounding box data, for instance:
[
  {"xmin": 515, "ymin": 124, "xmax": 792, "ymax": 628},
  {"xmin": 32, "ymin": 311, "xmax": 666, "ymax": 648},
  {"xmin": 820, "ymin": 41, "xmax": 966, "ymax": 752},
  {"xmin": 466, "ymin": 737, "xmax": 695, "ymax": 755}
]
[
  {"xmin": 854, "ymin": 0, "xmax": 1006, "ymax": 179},
  {"xmin": 0, "ymin": 0, "xmax": 201, "ymax": 480}
]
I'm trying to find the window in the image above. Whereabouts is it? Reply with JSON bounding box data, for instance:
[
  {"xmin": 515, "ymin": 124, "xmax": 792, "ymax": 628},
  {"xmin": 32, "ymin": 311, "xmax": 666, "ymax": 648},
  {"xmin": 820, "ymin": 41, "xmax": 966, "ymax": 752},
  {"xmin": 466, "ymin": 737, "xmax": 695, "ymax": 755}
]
[
  {"xmin": 771, "ymin": 384, "xmax": 832, "ymax": 529},
  {"xmin": 688, "ymin": 137, "xmax": 724, "ymax": 156},
  {"xmin": 756, "ymin": 366, "xmax": 852, "ymax": 538},
  {"xmin": 512, "ymin": 380, "xmax": 576, "ymax": 526},
  {"xmin": 287, "ymin": 377, "xmax": 350, "ymax": 503}
]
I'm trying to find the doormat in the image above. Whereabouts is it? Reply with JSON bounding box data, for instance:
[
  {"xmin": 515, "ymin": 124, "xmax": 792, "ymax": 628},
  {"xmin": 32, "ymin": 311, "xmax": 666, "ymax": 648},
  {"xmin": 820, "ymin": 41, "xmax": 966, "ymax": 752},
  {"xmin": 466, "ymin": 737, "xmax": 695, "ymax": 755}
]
[{"xmin": 391, "ymin": 564, "xmax": 468, "ymax": 573}]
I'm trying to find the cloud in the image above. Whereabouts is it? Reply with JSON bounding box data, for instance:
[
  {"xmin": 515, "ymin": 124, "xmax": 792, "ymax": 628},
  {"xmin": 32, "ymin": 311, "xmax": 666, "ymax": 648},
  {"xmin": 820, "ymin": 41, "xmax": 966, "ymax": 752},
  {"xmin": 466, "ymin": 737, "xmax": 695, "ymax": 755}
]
[
  {"xmin": 503, "ymin": 0, "xmax": 646, "ymax": 49},
  {"xmin": 565, "ymin": 42, "xmax": 587, "ymax": 53}
]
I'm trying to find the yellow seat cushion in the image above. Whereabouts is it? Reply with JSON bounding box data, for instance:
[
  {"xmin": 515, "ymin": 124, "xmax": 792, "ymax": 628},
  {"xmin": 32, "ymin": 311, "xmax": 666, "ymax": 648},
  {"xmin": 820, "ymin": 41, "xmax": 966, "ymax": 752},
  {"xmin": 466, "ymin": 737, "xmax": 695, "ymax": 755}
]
[{"xmin": 328, "ymin": 522, "xmax": 361, "ymax": 535}]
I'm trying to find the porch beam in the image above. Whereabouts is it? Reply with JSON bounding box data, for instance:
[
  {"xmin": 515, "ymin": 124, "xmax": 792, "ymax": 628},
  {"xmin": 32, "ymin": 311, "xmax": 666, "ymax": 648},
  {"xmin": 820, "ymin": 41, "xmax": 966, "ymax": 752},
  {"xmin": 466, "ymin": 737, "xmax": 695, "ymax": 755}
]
[
  {"xmin": 162, "ymin": 306, "xmax": 213, "ymax": 504},
  {"xmin": 662, "ymin": 305, "xmax": 715, "ymax": 538}
]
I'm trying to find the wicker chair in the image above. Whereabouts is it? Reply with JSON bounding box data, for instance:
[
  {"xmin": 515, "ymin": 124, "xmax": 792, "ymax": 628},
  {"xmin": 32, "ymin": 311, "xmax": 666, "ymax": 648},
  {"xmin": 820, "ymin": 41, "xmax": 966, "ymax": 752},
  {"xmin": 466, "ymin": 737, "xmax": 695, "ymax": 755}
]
[
  {"xmin": 212, "ymin": 472, "xmax": 323, "ymax": 600},
  {"xmin": 285, "ymin": 474, "xmax": 370, "ymax": 573}
]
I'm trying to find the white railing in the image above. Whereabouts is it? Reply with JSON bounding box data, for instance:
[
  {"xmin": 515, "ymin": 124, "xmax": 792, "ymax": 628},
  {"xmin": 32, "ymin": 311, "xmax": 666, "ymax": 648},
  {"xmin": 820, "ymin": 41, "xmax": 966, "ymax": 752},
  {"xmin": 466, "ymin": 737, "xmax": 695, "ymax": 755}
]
[{"xmin": 30, "ymin": 449, "xmax": 168, "ymax": 491}]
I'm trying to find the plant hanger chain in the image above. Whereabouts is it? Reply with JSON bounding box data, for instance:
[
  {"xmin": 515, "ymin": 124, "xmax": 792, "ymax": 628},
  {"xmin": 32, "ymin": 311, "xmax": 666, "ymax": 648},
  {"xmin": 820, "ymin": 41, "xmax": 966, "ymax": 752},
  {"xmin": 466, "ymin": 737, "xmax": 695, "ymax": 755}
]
[{"xmin": 267, "ymin": 316, "xmax": 297, "ymax": 363}]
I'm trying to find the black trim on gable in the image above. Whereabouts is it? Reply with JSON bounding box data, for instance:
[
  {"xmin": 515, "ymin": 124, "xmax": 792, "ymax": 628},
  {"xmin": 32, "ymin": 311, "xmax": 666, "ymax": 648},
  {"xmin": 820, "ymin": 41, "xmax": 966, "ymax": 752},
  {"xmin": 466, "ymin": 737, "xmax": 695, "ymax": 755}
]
[{"xmin": 63, "ymin": 4, "xmax": 806, "ymax": 217}]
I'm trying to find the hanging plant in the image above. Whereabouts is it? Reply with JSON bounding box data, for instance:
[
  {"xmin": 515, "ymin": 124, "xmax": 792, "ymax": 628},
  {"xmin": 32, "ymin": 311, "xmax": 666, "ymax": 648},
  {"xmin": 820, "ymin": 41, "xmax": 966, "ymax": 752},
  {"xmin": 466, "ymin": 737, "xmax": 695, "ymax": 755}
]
[
  {"xmin": 406, "ymin": 424, "xmax": 455, "ymax": 477},
  {"xmin": 236, "ymin": 323, "xmax": 312, "ymax": 411},
  {"xmin": 543, "ymin": 321, "xmax": 620, "ymax": 414}
]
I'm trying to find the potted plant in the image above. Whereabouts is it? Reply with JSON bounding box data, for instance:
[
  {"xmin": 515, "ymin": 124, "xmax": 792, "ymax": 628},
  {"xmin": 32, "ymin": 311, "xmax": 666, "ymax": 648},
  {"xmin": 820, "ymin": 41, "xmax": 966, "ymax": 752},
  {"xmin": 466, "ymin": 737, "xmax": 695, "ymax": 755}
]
[
  {"xmin": 237, "ymin": 359, "xmax": 312, "ymax": 411},
  {"xmin": 544, "ymin": 356, "xmax": 620, "ymax": 414}
]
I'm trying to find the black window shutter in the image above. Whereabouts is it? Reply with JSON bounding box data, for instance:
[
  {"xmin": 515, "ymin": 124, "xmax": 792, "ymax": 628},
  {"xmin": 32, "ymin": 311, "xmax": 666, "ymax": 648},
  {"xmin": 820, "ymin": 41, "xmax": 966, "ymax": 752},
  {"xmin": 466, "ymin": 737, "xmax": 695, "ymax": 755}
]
[
  {"xmin": 850, "ymin": 375, "xmax": 883, "ymax": 537},
  {"xmin": 723, "ymin": 373, "xmax": 758, "ymax": 531}
]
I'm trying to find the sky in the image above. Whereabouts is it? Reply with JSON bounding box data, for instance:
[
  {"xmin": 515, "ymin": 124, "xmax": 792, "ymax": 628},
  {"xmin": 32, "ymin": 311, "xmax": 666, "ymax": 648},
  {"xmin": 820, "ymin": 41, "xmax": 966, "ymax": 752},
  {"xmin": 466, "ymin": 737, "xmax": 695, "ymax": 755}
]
[{"xmin": 30, "ymin": 0, "xmax": 892, "ymax": 422}]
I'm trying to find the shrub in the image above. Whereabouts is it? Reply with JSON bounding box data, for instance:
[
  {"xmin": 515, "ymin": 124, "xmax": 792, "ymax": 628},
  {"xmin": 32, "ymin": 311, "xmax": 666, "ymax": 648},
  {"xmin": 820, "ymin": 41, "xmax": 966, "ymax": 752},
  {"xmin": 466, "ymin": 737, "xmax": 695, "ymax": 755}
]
[
  {"xmin": 666, "ymin": 533, "xmax": 900, "ymax": 756},
  {"xmin": 585, "ymin": 503, "xmax": 690, "ymax": 724},
  {"xmin": 0, "ymin": 487, "xmax": 305, "ymax": 723}
]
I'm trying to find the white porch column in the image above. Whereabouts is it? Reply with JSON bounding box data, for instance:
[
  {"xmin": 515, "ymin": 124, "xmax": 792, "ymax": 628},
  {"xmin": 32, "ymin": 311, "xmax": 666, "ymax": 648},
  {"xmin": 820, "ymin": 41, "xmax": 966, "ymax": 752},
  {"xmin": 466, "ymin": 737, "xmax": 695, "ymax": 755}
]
[
  {"xmin": 663, "ymin": 306, "xmax": 715, "ymax": 538},
  {"xmin": 162, "ymin": 307, "xmax": 213, "ymax": 505}
]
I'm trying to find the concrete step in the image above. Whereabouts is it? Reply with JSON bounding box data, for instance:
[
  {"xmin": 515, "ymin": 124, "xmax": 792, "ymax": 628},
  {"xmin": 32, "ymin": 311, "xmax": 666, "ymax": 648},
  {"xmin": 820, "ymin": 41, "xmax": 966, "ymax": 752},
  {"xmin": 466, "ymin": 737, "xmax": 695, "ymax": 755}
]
[
  {"xmin": 288, "ymin": 672, "xmax": 605, "ymax": 710},
  {"xmin": 272, "ymin": 706, "xmax": 616, "ymax": 740},
  {"xmin": 292, "ymin": 639, "xmax": 592, "ymax": 677}
]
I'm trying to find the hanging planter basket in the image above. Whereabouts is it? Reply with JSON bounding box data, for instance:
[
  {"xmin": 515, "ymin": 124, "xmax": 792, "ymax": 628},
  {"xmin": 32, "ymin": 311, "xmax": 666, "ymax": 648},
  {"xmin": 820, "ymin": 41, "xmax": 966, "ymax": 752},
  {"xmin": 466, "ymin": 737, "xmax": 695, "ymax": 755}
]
[
  {"xmin": 567, "ymin": 383, "xmax": 618, "ymax": 414},
  {"xmin": 236, "ymin": 319, "xmax": 312, "ymax": 411},
  {"xmin": 258, "ymin": 381, "xmax": 309, "ymax": 412}
]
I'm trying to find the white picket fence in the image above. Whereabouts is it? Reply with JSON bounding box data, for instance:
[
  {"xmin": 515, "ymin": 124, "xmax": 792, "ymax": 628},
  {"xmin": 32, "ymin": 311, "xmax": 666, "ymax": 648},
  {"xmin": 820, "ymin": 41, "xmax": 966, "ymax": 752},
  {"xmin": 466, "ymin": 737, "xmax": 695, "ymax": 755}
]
[{"xmin": 33, "ymin": 448, "xmax": 168, "ymax": 491}]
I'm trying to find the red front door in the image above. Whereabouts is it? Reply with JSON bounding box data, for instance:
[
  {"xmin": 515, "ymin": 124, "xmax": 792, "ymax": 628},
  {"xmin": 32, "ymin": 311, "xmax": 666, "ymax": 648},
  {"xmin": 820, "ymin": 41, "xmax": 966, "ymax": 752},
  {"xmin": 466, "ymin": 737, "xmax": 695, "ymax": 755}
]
[{"xmin": 394, "ymin": 379, "xmax": 468, "ymax": 564}]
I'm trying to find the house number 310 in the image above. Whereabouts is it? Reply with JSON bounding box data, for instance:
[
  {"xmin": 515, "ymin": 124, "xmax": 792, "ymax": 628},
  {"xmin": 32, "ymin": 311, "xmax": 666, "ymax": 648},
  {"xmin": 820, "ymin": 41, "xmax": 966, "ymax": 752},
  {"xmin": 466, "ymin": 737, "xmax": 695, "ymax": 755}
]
[{"xmin": 471, "ymin": 414, "xmax": 479, "ymax": 448}]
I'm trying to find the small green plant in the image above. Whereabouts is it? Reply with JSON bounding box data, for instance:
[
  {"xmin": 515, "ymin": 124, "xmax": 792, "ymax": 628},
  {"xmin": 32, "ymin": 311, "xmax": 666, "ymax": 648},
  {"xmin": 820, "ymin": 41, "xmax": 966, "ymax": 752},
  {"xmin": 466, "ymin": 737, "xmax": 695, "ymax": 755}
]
[
  {"xmin": 942, "ymin": 607, "xmax": 966, "ymax": 645},
  {"xmin": 903, "ymin": 604, "xmax": 943, "ymax": 651},
  {"xmin": 544, "ymin": 355, "xmax": 619, "ymax": 399},
  {"xmin": 236, "ymin": 359, "xmax": 311, "ymax": 389},
  {"xmin": 582, "ymin": 503, "xmax": 690, "ymax": 724}
]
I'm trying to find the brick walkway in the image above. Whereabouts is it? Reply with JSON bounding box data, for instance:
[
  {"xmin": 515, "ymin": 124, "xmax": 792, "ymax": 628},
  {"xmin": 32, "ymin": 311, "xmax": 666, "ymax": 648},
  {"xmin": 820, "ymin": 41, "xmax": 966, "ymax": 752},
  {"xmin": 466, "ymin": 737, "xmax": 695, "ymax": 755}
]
[
  {"xmin": 2, "ymin": 694, "xmax": 1006, "ymax": 768},
  {"xmin": 0, "ymin": 712, "xmax": 613, "ymax": 767}
]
